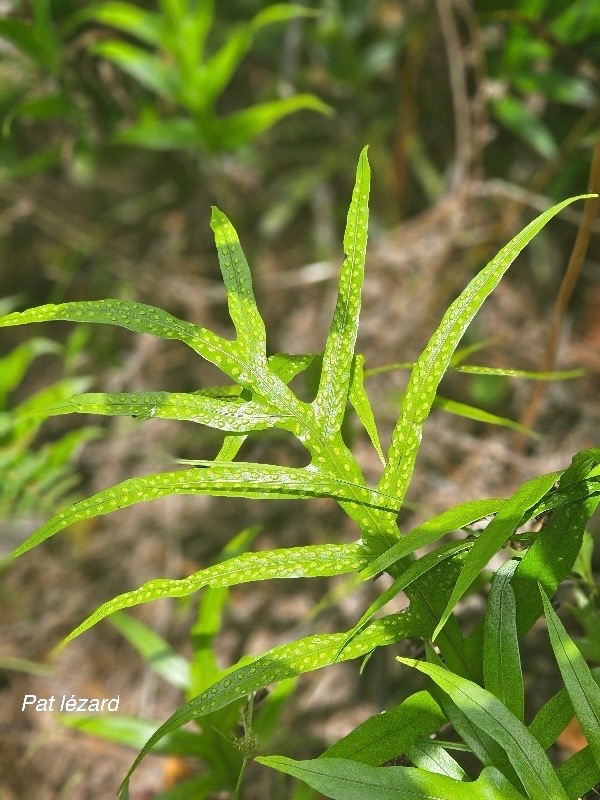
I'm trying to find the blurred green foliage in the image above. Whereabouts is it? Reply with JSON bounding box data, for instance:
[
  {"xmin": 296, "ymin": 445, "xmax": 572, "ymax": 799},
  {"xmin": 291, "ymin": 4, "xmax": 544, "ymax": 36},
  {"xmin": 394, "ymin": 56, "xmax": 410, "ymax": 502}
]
[{"xmin": 0, "ymin": 299, "xmax": 100, "ymax": 520}]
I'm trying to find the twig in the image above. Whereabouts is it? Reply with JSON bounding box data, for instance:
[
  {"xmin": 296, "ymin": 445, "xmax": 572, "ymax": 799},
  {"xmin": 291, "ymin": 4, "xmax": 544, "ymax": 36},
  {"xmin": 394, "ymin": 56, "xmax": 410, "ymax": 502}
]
[
  {"xmin": 436, "ymin": 0, "xmax": 472, "ymax": 186},
  {"xmin": 515, "ymin": 135, "xmax": 600, "ymax": 448}
]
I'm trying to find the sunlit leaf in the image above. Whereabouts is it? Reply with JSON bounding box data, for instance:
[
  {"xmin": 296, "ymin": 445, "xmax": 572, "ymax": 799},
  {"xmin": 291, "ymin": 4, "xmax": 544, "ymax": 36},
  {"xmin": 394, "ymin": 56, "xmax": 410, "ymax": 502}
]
[
  {"xmin": 398, "ymin": 658, "xmax": 569, "ymax": 800},
  {"xmin": 378, "ymin": 195, "xmax": 592, "ymax": 506},
  {"xmin": 64, "ymin": 542, "xmax": 367, "ymax": 644},
  {"xmin": 313, "ymin": 146, "xmax": 370, "ymax": 438}
]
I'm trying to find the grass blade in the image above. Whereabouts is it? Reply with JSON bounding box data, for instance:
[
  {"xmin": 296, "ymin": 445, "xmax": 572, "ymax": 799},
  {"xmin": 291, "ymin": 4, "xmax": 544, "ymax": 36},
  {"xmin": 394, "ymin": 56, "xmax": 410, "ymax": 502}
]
[
  {"xmin": 483, "ymin": 559, "xmax": 524, "ymax": 721},
  {"xmin": 63, "ymin": 543, "xmax": 367, "ymax": 644},
  {"xmin": 109, "ymin": 612, "xmax": 191, "ymax": 689},
  {"xmin": 398, "ymin": 658, "xmax": 569, "ymax": 800},
  {"xmin": 378, "ymin": 194, "xmax": 593, "ymax": 505},
  {"xmin": 540, "ymin": 587, "xmax": 600, "ymax": 769},
  {"xmin": 312, "ymin": 146, "xmax": 370, "ymax": 437},
  {"xmin": 59, "ymin": 714, "xmax": 205, "ymax": 757}
]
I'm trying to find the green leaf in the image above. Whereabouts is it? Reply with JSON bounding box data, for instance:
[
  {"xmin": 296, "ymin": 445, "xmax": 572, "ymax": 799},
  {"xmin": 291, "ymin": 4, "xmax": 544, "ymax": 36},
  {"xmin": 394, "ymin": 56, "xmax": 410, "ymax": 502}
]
[
  {"xmin": 513, "ymin": 450, "xmax": 600, "ymax": 635},
  {"xmin": 213, "ymin": 95, "xmax": 332, "ymax": 151},
  {"xmin": 365, "ymin": 361, "xmax": 585, "ymax": 381},
  {"xmin": 0, "ymin": 17, "xmax": 58, "ymax": 71},
  {"xmin": 540, "ymin": 587, "xmax": 600, "ymax": 769},
  {"xmin": 189, "ymin": 525, "xmax": 260, "ymax": 696},
  {"xmin": 432, "ymin": 470, "xmax": 559, "ymax": 640},
  {"xmin": 109, "ymin": 612, "xmax": 191, "ymax": 689},
  {"xmin": 556, "ymin": 747, "xmax": 600, "ymax": 799},
  {"xmin": 210, "ymin": 207, "xmax": 267, "ymax": 360},
  {"xmin": 113, "ymin": 114, "xmax": 207, "ymax": 151},
  {"xmin": 321, "ymin": 690, "xmax": 445, "ymax": 765},
  {"xmin": 91, "ymin": 40, "xmax": 178, "ymax": 99},
  {"xmin": 313, "ymin": 147, "xmax": 370, "ymax": 438},
  {"xmin": 339, "ymin": 540, "xmax": 473, "ymax": 658},
  {"xmin": 199, "ymin": 5, "xmax": 318, "ymax": 109},
  {"xmin": 59, "ymin": 714, "xmax": 204, "ymax": 757},
  {"xmin": 255, "ymin": 756, "xmax": 527, "ymax": 800},
  {"xmin": 378, "ymin": 195, "xmax": 593, "ymax": 506},
  {"xmin": 0, "ymin": 299, "xmax": 236, "ymax": 373},
  {"xmin": 359, "ymin": 498, "xmax": 503, "ymax": 580},
  {"xmin": 115, "ymin": 117, "xmax": 204, "ymax": 150},
  {"xmin": 433, "ymin": 396, "xmax": 539, "ymax": 438},
  {"xmin": 118, "ymin": 613, "xmax": 421, "ymax": 797},
  {"xmin": 483, "ymin": 559, "xmax": 524, "ymax": 721},
  {"xmin": 74, "ymin": 1, "xmax": 163, "ymax": 45},
  {"xmin": 398, "ymin": 658, "xmax": 569, "ymax": 800},
  {"xmin": 406, "ymin": 739, "xmax": 467, "ymax": 780},
  {"xmin": 33, "ymin": 391, "xmax": 288, "ymax": 432},
  {"xmin": 349, "ymin": 356, "xmax": 385, "ymax": 465},
  {"xmin": 450, "ymin": 365, "xmax": 585, "ymax": 381},
  {"xmin": 491, "ymin": 96, "xmax": 558, "ymax": 158},
  {"xmin": 13, "ymin": 462, "xmax": 394, "ymax": 557},
  {"xmin": 64, "ymin": 542, "xmax": 367, "ymax": 644}
]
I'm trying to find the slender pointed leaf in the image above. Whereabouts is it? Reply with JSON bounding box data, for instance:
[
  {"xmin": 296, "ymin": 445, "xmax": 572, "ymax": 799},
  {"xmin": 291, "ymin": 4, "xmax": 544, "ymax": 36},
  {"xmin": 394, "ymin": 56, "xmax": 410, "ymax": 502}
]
[
  {"xmin": 513, "ymin": 450, "xmax": 600, "ymax": 634},
  {"xmin": 339, "ymin": 540, "xmax": 473, "ymax": 658},
  {"xmin": 406, "ymin": 739, "xmax": 467, "ymax": 780},
  {"xmin": 434, "ymin": 396, "xmax": 539, "ymax": 438},
  {"xmin": 91, "ymin": 40, "xmax": 178, "ymax": 98},
  {"xmin": 378, "ymin": 195, "xmax": 593, "ymax": 505},
  {"xmin": 213, "ymin": 96, "xmax": 332, "ymax": 151},
  {"xmin": 76, "ymin": 2, "xmax": 163, "ymax": 45},
  {"xmin": 432, "ymin": 470, "xmax": 559, "ymax": 640},
  {"xmin": 210, "ymin": 207, "xmax": 267, "ymax": 359},
  {"xmin": 201, "ymin": 6, "xmax": 318, "ymax": 106},
  {"xmin": 32, "ymin": 390, "xmax": 289, "ymax": 431},
  {"xmin": 0, "ymin": 299, "xmax": 241, "ymax": 377},
  {"xmin": 424, "ymin": 643, "xmax": 522, "ymax": 785},
  {"xmin": 349, "ymin": 355, "xmax": 385, "ymax": 465},
  {"xmin": 109, "ymin": 612, "xmax": 191, "ymax": 689},
  {"xmin": 540, "ymin": 587, "xmax": 600, "ymax": 768},
  {"xmin": 256, "ymin": 756, "xmax": 527, "ymax": 800},
  {"xmin": 483, "ymin": 559, "xmax": 524, "ymax": 720},
  {"xmin": 59, "ymin": 714, "xmax": 205, "ymax": 757},
  {"xmin": 398, "ymin": 658, "xmax": 569, "ymax": 800},
  {"xmin": 312, "ymin": 147, "xmax": 370, "ymax": 437},
  {"xmin": 556, "ymin": 747, "xmax": 600, "ymax": 800},
  {"xmin": 360, "ymin": 498, "xmax": 503, "ymax": 580},
  {"xmin": 64, "ymin": 542, "xmax": 367, "ymax": 644},
  {"xmin": 13, "ymin": 461, "xmax": 396, "ymax": 557}
]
